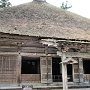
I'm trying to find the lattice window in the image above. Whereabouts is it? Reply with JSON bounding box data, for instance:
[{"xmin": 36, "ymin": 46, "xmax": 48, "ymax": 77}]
[
  {"xmin": 0, "ymin": 55, "xmax": 16, "ymax": 74},
  {"xmin": 0, "ymin": 55, "xmax": 17, "ymax": 83}
]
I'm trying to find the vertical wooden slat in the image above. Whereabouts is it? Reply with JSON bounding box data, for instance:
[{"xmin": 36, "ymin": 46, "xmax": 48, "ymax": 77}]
[
  {"xmin": 40, "ymin": 56, "xmax": 47, "ymax": 83},
  {"xmin": 47, "ymin": 56, "xmax": 52, "ymax": 83},
  {"xmin": 78, "ymin": 58, "xmax": 84, "ymax": 83},
  {"xmin": 16, "ymin": 53, "xmax": 22, "ymax": 85},
  {"xmin": 0, "ymin": 57, "xmax": 3, "ymax": 73},
  {"xmin": 73, "ymin": 63, "xmax": 79, "ymax": 83},
  {"xmin": 0, "ymin": 55, "xmax": 17, "ymax": 83},
  {"xmin": 40, "ymin": 56, "xmax": 52, "ymax": 84}
]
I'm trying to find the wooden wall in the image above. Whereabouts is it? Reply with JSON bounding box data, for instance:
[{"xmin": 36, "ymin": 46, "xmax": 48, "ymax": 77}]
[
  {"xmin": 21, "ymin": 74, "xmax": 41, "ymax": 83},
  {"xmin": 0, "ymin": 35, "xmax": 90, "ymax": 84},
  {"xmin": 40, "ymin": 56, "xmax": 52, "ymax": 83},
  {"xmin": 73, "ymin": 63, "xmax": 79, "ymax": 82},
  {"xmin": 0, "ymin": 46, "xmax": 57, "ymax": 54},
  {"xmin": 0, "ymin": 55, "xmax": 17, "ymax": 84}
]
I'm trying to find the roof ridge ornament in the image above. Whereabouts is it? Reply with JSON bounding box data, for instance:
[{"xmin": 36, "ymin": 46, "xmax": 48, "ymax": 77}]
[{"xmin": 33, "ymin": 0, "xmax": 46, "ymax": 2}]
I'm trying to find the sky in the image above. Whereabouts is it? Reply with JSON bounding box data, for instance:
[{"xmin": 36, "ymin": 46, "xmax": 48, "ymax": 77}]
[{"xmin": 9, "ymin": 0, "xmax": 90, "ymax": 19}]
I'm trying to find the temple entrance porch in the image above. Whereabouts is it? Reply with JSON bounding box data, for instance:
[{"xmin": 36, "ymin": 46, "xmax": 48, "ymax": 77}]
[{"xmin": 52, "ymin": 57, "xmax": 73, "ymax": 82}]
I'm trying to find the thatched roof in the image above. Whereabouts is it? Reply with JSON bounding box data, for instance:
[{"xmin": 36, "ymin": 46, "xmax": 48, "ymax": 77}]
[{"xmin": 0, "ymin": 0, "xmax": 90, "ymax": 40}]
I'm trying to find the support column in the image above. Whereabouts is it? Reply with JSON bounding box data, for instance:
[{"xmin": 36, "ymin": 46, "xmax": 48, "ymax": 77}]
[
  {"xmin": 17, "ymin": 42, "xmax": 22, "ymax": 85},
  {"xmin": 78, "ymin": 58, "xmax": 84, "ymax": 83},
  {"xmin": 61, "ymin": 53, "xmax": 68, "ymax": 90},
  {"xmin": 17, "ymin": 53, "xmax": 22, "ymax": 86}
]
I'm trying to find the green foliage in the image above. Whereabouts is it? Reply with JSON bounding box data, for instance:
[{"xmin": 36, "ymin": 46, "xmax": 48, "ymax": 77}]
[
  {"xmin": 0, "ymin": 0, "xmax": 11, "ymax": 8},
  {"xmin": 61, "ymin": 1, "xmax": 72, "ymax": 10}
]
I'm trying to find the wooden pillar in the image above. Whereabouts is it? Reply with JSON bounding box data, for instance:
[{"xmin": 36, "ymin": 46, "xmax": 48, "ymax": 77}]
[
  {"xmin": 17, "ymin": 53, "xmax": 22, "ymax": 86},
  {"xmin": 16, "ymin": 42, "xmax": 22, "ymax": 85},
  {"xmin": 61, "ymin": 53, "xmax": 68, "ymax": 90},
  {"xmin": 78, "ymin": 58, "xmax": 84, "ymax": 83},
  {"xmin": 47, "ymin": 56, "xmax": 52, "ymax": 84}
]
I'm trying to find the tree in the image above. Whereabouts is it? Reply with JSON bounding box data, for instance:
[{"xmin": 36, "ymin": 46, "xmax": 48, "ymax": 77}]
[
  {"xmin": 0, "ymin": 0, "xmax": 11, "ymax": 8},
  {"xmin": 61, "ymin": 1, "xmax": 72, "ymax": 10}
]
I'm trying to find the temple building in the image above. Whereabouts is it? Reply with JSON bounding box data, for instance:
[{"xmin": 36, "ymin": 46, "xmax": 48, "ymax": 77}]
[{"xmin": 0, "ymin": 0, "xmax": 90, "ymax": 89}]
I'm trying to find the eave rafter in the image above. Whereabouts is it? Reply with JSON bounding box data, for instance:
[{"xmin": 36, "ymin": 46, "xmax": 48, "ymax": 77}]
[
  {"xmin": 40, "ymin": 38, "xmax": 90, "ymax": 52},
  {"xmin": 0, "ymin": 34, "xmax": 40, "ymax": 46}
]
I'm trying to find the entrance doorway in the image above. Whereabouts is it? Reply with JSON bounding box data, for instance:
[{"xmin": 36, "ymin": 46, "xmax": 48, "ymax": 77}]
[
  {"xmin": 67, "ymin": 64, "xmax": 73, "ymax": 82},
  {"xmin": 83, "ymin": 59, "xmax": 90, "ymax": 82},
  {"xmin": 52, "ymin": 57, "xmax": 62, "ymax": 82},
  {"xmin": 52, "ymin": 57, "xmax": 73, "ymax": 82},
  {"xmin": 83, "ymin": 59, "xmax": 90, "ymax": 74}
]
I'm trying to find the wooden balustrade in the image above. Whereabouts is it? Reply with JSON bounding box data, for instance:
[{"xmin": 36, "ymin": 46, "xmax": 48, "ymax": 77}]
[{"xmin": 83, "ymin": 74, "xmax": 90, "ymax": 83}]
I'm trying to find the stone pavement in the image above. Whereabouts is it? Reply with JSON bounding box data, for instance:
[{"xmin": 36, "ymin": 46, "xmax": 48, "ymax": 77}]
[
  {"xmin": 0, "ymin": 85, "xmax": 90, "ymax": 90},
  {"xmin": 0, "ymin": 87, "xmax": 90, "ymax": 90},
  {"xmin": 69, "ymin": 88, "xmax": 90, "ymax": 90}
]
